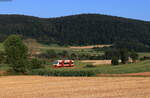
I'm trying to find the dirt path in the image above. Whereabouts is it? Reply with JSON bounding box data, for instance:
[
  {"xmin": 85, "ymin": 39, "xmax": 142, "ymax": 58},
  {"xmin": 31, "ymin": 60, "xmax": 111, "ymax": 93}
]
[{"xmin": 0, "ymin": 76, "xmax": 150, "ymax": 98}]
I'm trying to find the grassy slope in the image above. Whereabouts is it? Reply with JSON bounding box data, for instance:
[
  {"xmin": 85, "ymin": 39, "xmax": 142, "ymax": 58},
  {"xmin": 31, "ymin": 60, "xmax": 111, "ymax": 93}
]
[
  {"xmin": 69, "ymin": 60, "xmax": 150, "ymax": 74},
  {"xmin": 30, "ymin": 60, "xmax": 150, "ymax": 76},
  {"xmin": 48, "ymin": 60, "xmax": 150, "ymax": 74},
  {"xmin": 139, "ymin": 52, "xmax": 150, "ymax": 57},
  {"xmin": 90, "ymin": 60, "xmax": 150, "ymax": 74}
]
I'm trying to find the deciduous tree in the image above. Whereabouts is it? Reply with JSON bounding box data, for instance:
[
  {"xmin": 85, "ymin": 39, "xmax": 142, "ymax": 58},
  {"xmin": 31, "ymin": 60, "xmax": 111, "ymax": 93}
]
[{"xmin": 4, "ymin": 35, "xmax": 28, "ymax": 73}]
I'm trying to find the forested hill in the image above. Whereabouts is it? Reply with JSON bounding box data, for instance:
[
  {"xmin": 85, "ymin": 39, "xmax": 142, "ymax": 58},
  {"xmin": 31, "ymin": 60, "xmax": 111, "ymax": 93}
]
[{"xmin": 0, "ymin": 14, "xmax": 150, "ymax": 45}]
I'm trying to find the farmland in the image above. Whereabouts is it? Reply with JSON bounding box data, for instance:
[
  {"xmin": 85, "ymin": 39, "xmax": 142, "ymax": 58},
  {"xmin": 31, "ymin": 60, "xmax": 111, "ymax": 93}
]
[
  {"xmin": 29, "ymin": 60, "xmax": 150, "ymax": 77},
  {"xmin": 1, "ymin": 9, "xmax": 150, "ymax": 98},
  {"xmin": 27, "ymin": 43, "xmax": 150, "ymax": 58},
  {"xmin": 39, "ymin": 44, "xmax": 104, "ymax": 56},
  {"xmin": 2, "ymin": 59, "xmax": 150, "ymax": 77},
  {"xmin": 1, "ymin": 41, "xmax": 150, "ymax": 76},
  {"xmin": 1, "ymin": 42, "xmax": 149, "ymax": 57},
  {"xmin": 0, "ymin": 37, "xmax": 150, "ymax": 97},
  {"xmin": 0, "ymin": 76, "xmax": 150, "ymax": 98}
]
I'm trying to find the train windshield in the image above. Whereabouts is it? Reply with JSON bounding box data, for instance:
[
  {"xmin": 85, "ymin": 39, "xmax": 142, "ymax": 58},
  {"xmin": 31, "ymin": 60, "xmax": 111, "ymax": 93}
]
[{"xmin": 53, "ymin": 61, "xmax": 58, "ymax": 64}]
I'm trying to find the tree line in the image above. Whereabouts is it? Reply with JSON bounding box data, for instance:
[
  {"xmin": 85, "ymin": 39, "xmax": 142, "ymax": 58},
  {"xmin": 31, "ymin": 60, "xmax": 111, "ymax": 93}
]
[{"xmin": 0, "ymin": 14, "xmax": 150, "ymax": 46}]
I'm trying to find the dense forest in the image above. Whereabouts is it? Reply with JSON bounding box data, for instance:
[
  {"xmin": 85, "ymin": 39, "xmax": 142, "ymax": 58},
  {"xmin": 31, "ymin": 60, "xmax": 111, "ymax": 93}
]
[{"xmin": 0, "ymin": 14, "xmax": 150, "ymax": 45}]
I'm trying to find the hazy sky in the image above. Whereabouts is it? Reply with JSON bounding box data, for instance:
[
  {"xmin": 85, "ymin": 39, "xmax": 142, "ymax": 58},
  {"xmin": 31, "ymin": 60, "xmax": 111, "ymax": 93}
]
[{"xmin": 0, "ymin": 0, "xmax": 149, "ymax": 21}]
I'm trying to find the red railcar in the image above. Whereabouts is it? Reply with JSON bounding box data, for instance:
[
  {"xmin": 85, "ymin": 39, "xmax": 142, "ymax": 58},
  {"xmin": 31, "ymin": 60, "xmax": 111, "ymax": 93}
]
[{"xmin": 53, "ymin": 60, "xmax": 75, "ymax": 67}]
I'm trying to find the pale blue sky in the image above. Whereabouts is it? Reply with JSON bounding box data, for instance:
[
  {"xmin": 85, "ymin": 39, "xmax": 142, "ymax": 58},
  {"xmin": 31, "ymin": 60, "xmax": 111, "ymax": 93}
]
[{"xmin": 0, "ymin": 0, "xmax": 149, "ymax": 21}]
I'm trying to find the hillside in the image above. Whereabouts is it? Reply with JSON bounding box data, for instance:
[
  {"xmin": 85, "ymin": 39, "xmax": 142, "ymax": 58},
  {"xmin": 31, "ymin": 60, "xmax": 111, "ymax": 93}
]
[{"xmin": 0, "ymin": 14, "xmax": 150, "ymax": 45}]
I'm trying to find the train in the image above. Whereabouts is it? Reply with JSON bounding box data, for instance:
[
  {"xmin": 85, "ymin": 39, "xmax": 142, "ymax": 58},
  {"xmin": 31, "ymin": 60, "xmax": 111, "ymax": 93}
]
[{"xmin": 53, "ymin": 60, "xmax": 75, "ymax": 67}]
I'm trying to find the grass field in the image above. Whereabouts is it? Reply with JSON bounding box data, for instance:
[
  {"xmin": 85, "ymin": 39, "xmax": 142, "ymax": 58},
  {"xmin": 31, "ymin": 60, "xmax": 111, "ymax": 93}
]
[
  {"xmin": 1, "ymin": 59, "xmax": 150, "ymax": 76},
  {"xmin": 0, "ymin": 76, "xmax": 150, "ymax": 98},
  {"xmin": 90, "ymin": 60, "xmax": 150, "ymax": 74},
  {"xmin": 139, "ymin": 52, "xmax": 150, "ymax": 57},
  {"xmin": 78, "ymin": 60, "xmax": 150, "ymax": 74},
  {"xmin": 29, "ymin": 60, "xmax": 150, "ymax": 77}
]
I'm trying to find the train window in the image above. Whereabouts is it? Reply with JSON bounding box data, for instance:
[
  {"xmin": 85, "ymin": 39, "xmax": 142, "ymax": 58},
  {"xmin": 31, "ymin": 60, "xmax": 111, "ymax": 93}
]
[
  {"xmin": 64, "ymin": 62, "xmax": 69, "ymax": 64},
  {"xmin": 53, "ymin": 61, "xmax": 58, "ymax": 64}
]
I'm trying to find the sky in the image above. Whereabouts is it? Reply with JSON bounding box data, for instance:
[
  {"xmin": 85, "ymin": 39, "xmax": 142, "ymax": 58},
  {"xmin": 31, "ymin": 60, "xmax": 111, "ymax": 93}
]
[{"xmin": 0, "ymin": 0, "xmax": 149, "ymax": 21}]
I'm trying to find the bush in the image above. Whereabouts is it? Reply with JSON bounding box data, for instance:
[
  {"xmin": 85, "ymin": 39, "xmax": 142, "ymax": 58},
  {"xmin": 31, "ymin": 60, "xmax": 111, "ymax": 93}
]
[
  {"xmin": 85, "ymin": 64, "xmax": 96, "ymax": 68},
  {"xmin": 111, "ymin": 56, "xmax": 119, "ymax": 65},
  {"xmin": 38, "ymin": 49, "xmax": 57, "ymax": 59},
  {"xmin": 0, "ymin": 51, "xmax": 6, "ymax": 64},
  {"xmin": 29, "ymin": 58, "xmax": 44, "ymax": 69},
  {"xmin": 29, "ymin": 68, "xmax": 98, "ymax": 76},
  {"xmin": 130, "ymin": 51, "xmax": 139, "ymax": 62}
]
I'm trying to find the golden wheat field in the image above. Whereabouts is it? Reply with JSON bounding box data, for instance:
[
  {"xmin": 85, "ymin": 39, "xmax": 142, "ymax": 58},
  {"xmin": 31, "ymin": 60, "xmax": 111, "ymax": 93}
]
[{"xmin": 0, "ymin": 76, "xmax": 150, "ymax": 98}]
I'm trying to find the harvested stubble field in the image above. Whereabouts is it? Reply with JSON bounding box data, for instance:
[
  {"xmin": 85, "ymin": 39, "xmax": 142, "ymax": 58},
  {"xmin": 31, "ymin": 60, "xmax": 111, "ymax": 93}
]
[
  {"xmin": 70, "ymin": 45, "xmax": 111, "ymax": 49},
  {"xmin": 81, "ymin": 60, "xmax": 111, "ymax": 65},
  {"xmin": 0, "ymin": 76, "xmax": 150, "ymax": 98}
]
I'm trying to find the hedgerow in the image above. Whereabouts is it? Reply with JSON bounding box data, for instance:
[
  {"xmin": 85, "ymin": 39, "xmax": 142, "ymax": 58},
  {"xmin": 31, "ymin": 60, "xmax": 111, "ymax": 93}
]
[{"xmin": 29, "ymin": 68, "xmax": 99, "ymax": 76}]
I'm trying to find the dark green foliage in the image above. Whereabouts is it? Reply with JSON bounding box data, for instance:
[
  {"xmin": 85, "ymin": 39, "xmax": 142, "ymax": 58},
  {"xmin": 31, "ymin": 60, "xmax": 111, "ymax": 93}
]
[
  {"xmin": 4, "ymin": 35, "xmax": 28, "ymax": 73},
  {"xmin": 111, "ymin": 56, "xmax": 119, "ymax": 65},
  {"xmin": 0, "ymin": 14, "xmax": 150, "ymax": 46},
  {"xmin": 29, "ymin": 58, "xmax": 44, "ymax": 69},
  {"xmin": 130, "ymin": 51, "xmax": 139, "ymax": 62},
  {"xmin": 59, "ymin": 50, "xmax": 69, "ymax": 58},
  {"xmin": 113, "ymin": 41, "xmax": 150, "ymax": 52},
  {"xmin": 70, "ymin": 53, "xmax": 78, "ymax": 60},
  {"xmin": 120, "ymin": 49, "xmax": 129, "ymax": 64},
  {"xmin": 85, "ymin": 64, "xmax": 96, "ymax": 68},
  {"xmin": 38, "ymin": 50, "xmax": 105, "ymax": 60},
  {"xmin": 104, "ymin": 48, "xmax": 120, "ymax": 59},
  {"xmin": 0, "ymin": 51, "xmax": 6, "ymax": 64},
  {"xmin": 11, "ymin": 59, "xmax": 29, "ymax": 73},
  {"xmin": 46, "ymin": 49, "xmax": 57, "ymax": 58},
  {"xmin": 29, "ymin": 68, "xmax": 98, "ymax": 76},
  {"xmin": 38, "ymin": 49, "xmax": 58, "ymax": 59},
  {"xmin": 38, "ymin": 50, "xmax": 68, "ymax": 59},
  {"xmin": 104, "ymin": 48, "xmax": 135, "ymax": 64}
]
